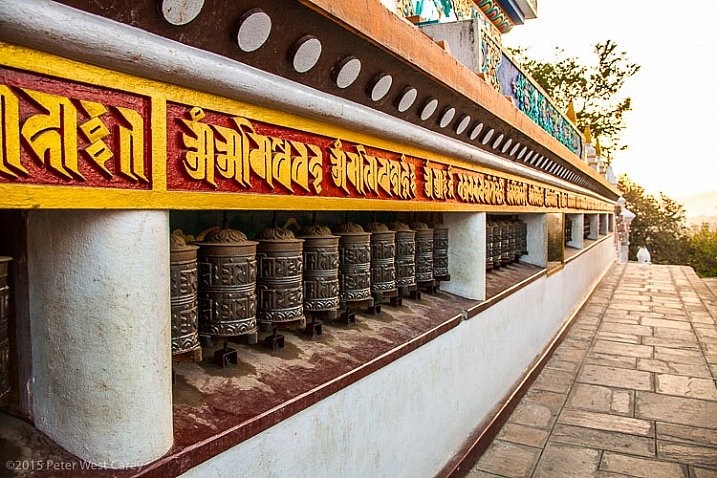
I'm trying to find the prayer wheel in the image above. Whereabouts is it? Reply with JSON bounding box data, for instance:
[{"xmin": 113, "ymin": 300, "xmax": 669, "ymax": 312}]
[
  {"xmin": 169, "ymin": 232, "xmax": 200, "ymax": 355},
  {"xmin": 388, "ymin": 222, "xmax": 416, "ymax": 292},
  {"xmin": 297, "ymin": 225, "xmax": 340, "ymax": 316},
  {"xmin": 498, "ymin": 219, "xmax": 512, "ymax": 265},
  {"xmin": 255, "ymin": 227, "xmax": 305, "ymax": 329},
  {"xmin": 197, "ymin": 228, "xmax": 258, "ymax": 338},
  {"xmin": 411, "ymin": 222, "xmax": 434, "ymax": 283},
  {"xmin": 486, "ymin": 221, "xmax": 496, "ymax": 271},
  {"xmin": 332, "ymin": 222, "xmax": 372, "ymax": 306},
  {"xmin": 430, "ymin": 223, "xmax": 449, "ymax": 280},
  {"xmin": 364, "ymin": 222, "xmax": 397, "ymax": 301},
  {"xmin": 0, "ymin": 257, "xmax": 11, "ymax": 407}
]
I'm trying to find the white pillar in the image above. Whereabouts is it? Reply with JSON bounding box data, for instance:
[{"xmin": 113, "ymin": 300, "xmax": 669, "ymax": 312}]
[
  {"xmin": 27, "ymin": 210, "xmax": 172, "ymax": 468},
  {"xmin": 441, "ymin": 212, "xmax": 485, "ymax": 300}
]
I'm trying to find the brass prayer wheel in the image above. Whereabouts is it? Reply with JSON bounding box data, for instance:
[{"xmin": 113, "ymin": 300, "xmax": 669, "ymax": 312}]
[
  {"xmin": 297, "ymin": 225, "xmax": 340, "ymax": 315},
  {"xmin": 169, "ymin": 232, "xmax": 200, "ymax": 355},
  {"xmin": 332, "ymin": 222, "xmax": 372, "ymax": 305},
  {"xmin": 364, "ymin": 222, "xmax": 397, "ymax": 300},
  {"xmin": 410, "ymin": 222, "xmax": 434, "ymax": 283},
  {"xmin": 430, "ymin": 223, "xmax": 449, "ymax": 280},
  {"xmin": 388, "ymin": 222, "xmax": 416, "ymax": 290},
  {"xmin": 0, "ymin": 257, "xmax": 11, "ymax": 407},
  {"xmin": 255, "ymin": 227, "xmax": 305, "ymax": 329},
  {"xmin": 197, "ymin": 228, "xmax": 258, "ymax": 338}
]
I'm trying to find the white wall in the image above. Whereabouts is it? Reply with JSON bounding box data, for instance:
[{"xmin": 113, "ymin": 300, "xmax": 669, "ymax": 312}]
[{"xmin": 180, "ymin": 237, "xmax": 616, "ymax": 478}]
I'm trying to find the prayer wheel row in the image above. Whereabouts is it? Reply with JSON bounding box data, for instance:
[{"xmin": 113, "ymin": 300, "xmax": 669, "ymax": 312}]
[
  {"xmin": 486, "ymin": 218, "xmax": 527, "ymax": 271},
  {"xmin": 169, "ymin": 219, "xmax": 451, "ymax": 351}
]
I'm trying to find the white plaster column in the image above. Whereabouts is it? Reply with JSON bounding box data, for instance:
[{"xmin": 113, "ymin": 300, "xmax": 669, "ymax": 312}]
[
  {"xmin": 27, "ymin": 210, "xmax": 172, "ymax": 468},
  {"xmin": 519, "ymin": 213, "xmax": 547, "ymax": 267},
  {"xmin": 441, "ymin": 212, "xmax": 485, "ymax": 300}
]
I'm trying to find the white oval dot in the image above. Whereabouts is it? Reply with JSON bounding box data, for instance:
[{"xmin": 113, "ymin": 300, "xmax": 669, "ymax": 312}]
[
  {"xmin": 501, "ymin": 138, "xmax": 513, "ymax": 153},
  {"xmin": 370, "ymin": 75, "xmax": 393, "ymax": 101},
  {"xmin": 510, "ymin": 143, "xmax": 521, "ymax": 156},
  {"xmin": 397, "ymin": 87, "xmax": 417, "ymax": 112},
  {"xmin": 469, "ymin": 123, "xmax": 484, "ymax": 140},
  {"xmin": 292, "ymin": 36, "xmax": 322, "ymax": 73},
  {"xmin": 162, "ymin": 0, "xmax": 204, "ymax": 25},
  {"xmin": 492, "ymin": 133, "xmax": 504, "ymax": 149},
  {"xmin": 456, "ymin": 116, "xmax": 471, "ymax": 135},
  {"xmin": 335, "ymin": 57, "xmax": 361, "ymax": 88},
  {"xmin": 439, "ymin": 107, "xmax": 456, "ymax": 128},
  {"xmin": 481, "ymin": 129, "xmax": 495, "ymax": 145},
  {"xmin": 237, "ymin": 9, "xmax": 272, "ymax": 52},
  {"xmin": 420, "ymin": 99, "xmax": 439, "ymax": 120}
]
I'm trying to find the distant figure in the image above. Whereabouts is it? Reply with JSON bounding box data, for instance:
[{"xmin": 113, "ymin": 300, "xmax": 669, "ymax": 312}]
[{"xmin": 637, "ymin": 246, "xmax": 651, "ymax": 264}]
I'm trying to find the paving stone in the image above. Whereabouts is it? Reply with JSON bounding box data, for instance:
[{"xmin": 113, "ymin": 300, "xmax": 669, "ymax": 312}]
[
  {"xmin": 566, "ymin": 383, "xmax": 613, "ymax": 413},
  {"xmin": 693, "ymin": 325, "xmax": 717, "ymax": 340},
  {"xmin": 559, "ymin": 409, "xmax": 653, "ymax": 436},
  {"xmin": 522, "ymin": 388, "xmax": 568, "ymax": 409},
  {"xmin": 600, "ymin": 322, "xmax": 654, "ymax": 336},
  {"xmin": 508, "ymin": 401, "xmax": 557, "ymax": 429},
  {"xmin": 641, "ymin": 317, "xmax": 694, "ymax": 330},
  {"xmin": 599, "ymin": 451, "xmax": 688, "ymax": 477},
  {"xmin": 496, "ymin": 422, "xmax": 550, "ymax": 448},
  {"xmin": 592, "ymin": 340, "xmax": 654, "ymax": 359},
  {"xmin": 597, "ymin": 331, "xmax": 642, "ymax": 344},
  {"xmin": 473, "ymin": 440, "xmax": 541, "ymax": 477},
  {"xmin": 654, "ymin": 327, "xmax": 699, "ymax": 341},
  {"xmin": 578, "ymin": 364, "xmax": 653, "ymax": 391},
  {"xmin": 658, "ymin": 441, "xmax": 717, "ymax": 468},
  {"xmin": 611, "ymin": 389, "xmax": 633, "ymax": 415},
  {"xmin": 532, "ymin": 442, "xmax": 601, "ymax": 478},
  {"xmin": 656, "ymin": 422, "xmax": 717, "ymax": 448},
  {"xmin": 654, "ymin": 346, "xmax": 709, "ymax": 365},
  {"xmin": 637, "ymin": 358, "xmax": 712, "ymax": 379},
  {"xmin": 586, "ymin": 352, "xmax": 638, "ymax": 369},
  {"xmin": 552, "ymin": 345, "xmax": 589, "ymax": 363},
  {"xmin": 551, "ymin": 424, "xmax": 655, "ymax": 457},
  {"xmin": 690, "ymin": 466, "xmax": 717, "ymax": 478},
  {"xmin": 531, "ymin": 368, "xmax": 575, "ymax": 394},
  {"xmin": 642, "ymin": 336, "xmax": 701, "ymax": 349},
  {"xmin": 656, "ymin": 374, "xmax": 717, "ymax": 400},
  {"xmin": 636, "ymin": 392, "xmax": 717, "ymax": 429},
  {"xmin": 690, "ymin": 314, "xmax": 716, "ymax": 325},
  {"xmin": 545, "ymin": 357, "xmax": 580, "ymax": 372}
]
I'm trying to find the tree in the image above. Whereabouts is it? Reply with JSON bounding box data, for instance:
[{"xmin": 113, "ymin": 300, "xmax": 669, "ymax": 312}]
[
  {"xmin": 510, "ymin": 40, "xmax": 640, "ymax": 163},
  {"xmin": 688, "ymin": 224, "xmax": 717, "ymax": 278},
  {"xmin": 618, "ymin": 175, "xmax": 690, "ymax": 264}
]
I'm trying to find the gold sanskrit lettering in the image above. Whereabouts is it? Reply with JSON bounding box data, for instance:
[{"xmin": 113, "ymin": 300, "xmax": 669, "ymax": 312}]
[
  {"xmin": 0, "ymin": 85, "xmax": 27, "ymax": 178},
  {"xmin": 21, "ymin": 89, "xmax": 84, "ymax": 181}
]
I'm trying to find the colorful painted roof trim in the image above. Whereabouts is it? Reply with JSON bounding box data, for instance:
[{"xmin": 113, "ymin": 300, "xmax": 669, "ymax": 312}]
[{"xmin": 474, "ymin": 0, "xmax": 513, "ymax": 33}]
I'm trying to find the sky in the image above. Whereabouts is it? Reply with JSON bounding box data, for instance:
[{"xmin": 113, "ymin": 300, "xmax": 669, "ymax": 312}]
[{"xmin": 501, "ymin": 0, "xmax": 717, "ymax": 201}]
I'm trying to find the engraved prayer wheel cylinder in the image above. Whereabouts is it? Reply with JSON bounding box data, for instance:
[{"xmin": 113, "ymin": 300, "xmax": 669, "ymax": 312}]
[
  {"xmin": 297, "ymin": 225, "xmax": 340, "ymax": 314},
  {"xmin": 431, "ymin": 225, "xmax": 449, "ymax": 279},
  {"xmin": 364, "ymin": 223, "xmax": 397, "ymax": 298},
  {"xmin": 332, "ymin": 223, "xmax": 372, "ymax": 305},
  {"xmin": 486, "ymin": 221, "xmax": 496, "ymax": 271},
  {"xmin": 169, "ymin": 233, "xmax": 200, "ymax": 355},
  {"xmin": 255, "ymin": 227, "xmax": 305, "ymax": 328},
  {"xmin": 197, "ymin": 229, "xmax": 258, "ymax": 338},
  {"xmin": 389, "ymin": 222, "xmax": 416, "ymax": 289},
  {"xmin": 499, "ymin": 220, "xmax": 511, "ymax": 265},
  {"xmin": 493, "ymin": 221, "xmax": 502, "ymax": 269},
  {"xmin": 0, "ymin": 257, "xmax": 12, "ymax": 407},
  {"xmin": 411, "ymin": 222, "xmax": 434, "ymax": 282}
]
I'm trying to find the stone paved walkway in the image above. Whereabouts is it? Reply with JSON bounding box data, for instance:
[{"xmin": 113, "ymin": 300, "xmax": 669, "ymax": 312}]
[{"xmin": 470, "ymin": 263, "xmax": 717, "ymax": 478}]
